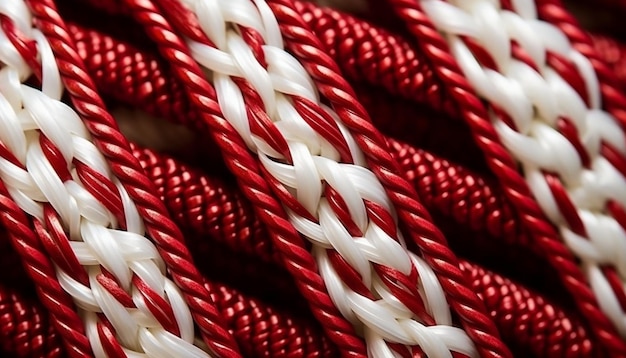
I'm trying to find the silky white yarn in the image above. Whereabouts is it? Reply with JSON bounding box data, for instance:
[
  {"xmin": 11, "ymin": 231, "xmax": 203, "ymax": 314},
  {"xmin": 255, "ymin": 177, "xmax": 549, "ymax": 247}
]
[
  {"xmin": 181, "ymin": 0, "xmax": 477, "ymax": 356},
  {"xmin": 421, "ymin": 0, "xmax": 626, "ymax": 336},
  {"xmin": 0, "ymin": 1, "xmax": 208, "ymax": 357}
]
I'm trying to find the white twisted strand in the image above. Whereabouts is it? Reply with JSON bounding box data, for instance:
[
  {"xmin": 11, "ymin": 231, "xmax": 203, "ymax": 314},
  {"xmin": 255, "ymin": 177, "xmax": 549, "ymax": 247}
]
[
  {"xmin": 0, "ymin": 2, "xmax": 208, "ymax": 356},
  {"xmin": 421, "ymin": 0, "xmax": 626, "ymax": 335},
  {"xmin": 181, "ymin": 0, "xmax": 477, "ymax": 356}
]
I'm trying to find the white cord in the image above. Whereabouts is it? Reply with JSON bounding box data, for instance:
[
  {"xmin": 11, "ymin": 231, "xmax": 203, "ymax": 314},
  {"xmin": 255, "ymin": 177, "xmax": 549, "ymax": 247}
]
[
  {"xmin": 0, "ymin": 1, "xmax": 208, "ymax": 356},
  {"xmin": 180, "ymin": 0, "xmax": 477, "ymax": 356},
  {"xmin": 421, "ymin": 0, "xmax": 626, "ymax": 336}
]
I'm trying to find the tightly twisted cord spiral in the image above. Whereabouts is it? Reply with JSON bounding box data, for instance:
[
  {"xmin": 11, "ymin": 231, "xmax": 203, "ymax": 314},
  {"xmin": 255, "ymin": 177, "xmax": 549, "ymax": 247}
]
[
  {"xmin": 133, "ymin": 143, "xmax": 597, "ymax": 358},
  {"xmin": 0, "ymin": 3, "xmax": 217, "ymax": 357},
  {"xmin": 70, "ymin": 23, "xmax": 201, "ymax": 129},
  {"xmin": 0, "ymin": 286, "xmax": 64, "ymax": 358},
  {"xmin": 387, "ymin": 0, "xmax": 626, "ymax": 354},
  {"xmin": 291, "ymin": 0, "xmax": 458, "ymax": 118},
  {"xmin": 150, "ymin": 0, "xmax": 503, "ymax": 355},
  {"xmin": 23, "ymin": 0, "xmax": 244, "ymax": 356},
  {"xmin": 413, "ymin": 0, "xmax": 626, "ymax": 340},
  {"xmin": 121, "ymin": 0, "xmax": 369, "ymax": 355}
]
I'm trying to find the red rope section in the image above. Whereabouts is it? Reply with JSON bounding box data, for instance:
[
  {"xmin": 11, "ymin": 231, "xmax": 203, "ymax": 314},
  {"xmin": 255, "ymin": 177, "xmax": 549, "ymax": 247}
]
[
  {"xmin": 385, "ymin": 1, "xmax": 626, "ymax": 355},
  {"xmin": 292, "ymin": 0, "xmax": 458, "ymax": 118},
  {"xmin": 23, "ymin": 1, "xmax": 240, "ymax": 356},
  {"xmin": 119, "ymin": 0, "xmax": 368, "ymax": 355},
  {"xmin": 0, "ymin": 284, "xmax": 64, "ymax": 358}
]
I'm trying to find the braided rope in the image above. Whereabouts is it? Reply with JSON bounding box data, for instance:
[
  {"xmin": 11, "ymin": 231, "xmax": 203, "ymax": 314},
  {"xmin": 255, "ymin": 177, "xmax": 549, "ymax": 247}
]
[
  {"xmin": 146, "ymin": 0, "xmax": 510, "ymax": 355},
  {"xmin": 152, "ymin": 0, "xmax": 474, "ymax": 355},
  {"xmin": 121, "ymin": 0, "xmax": 369, "ymax": 355},
  {"xmin": 412, "ymin": 0, "xmax": 626, "ymax": 341},
  {"xmin": 0, "ymin": 226, "xmax": 338, "ymax": 358},
  {"xmin": 23, "ymin": 0, "xmax": 244, "ymax": 356},
  {"xmin": 0, "ymin": 4, "xmax": 220, "ymax": 356},
  {"xmin": 387, "ymin": 0, "xmax": 626, "ymax": 355}
]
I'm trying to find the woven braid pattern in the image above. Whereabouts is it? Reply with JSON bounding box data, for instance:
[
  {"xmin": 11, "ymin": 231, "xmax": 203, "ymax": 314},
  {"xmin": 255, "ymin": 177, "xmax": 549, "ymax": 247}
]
[
  {"xmin": 0, "ymin": 7, "xmax": 92, "ymax": 358},
  {"xmin": 0, "ymin": 227, "xmax": 338, "ymax": 358},
  {"xmin": 387, "ymin": 0, "xmax": 626, "ymax": 355},
  {"xmin": 145, "ymin": 0, "xmax": 478, "ymax": 355},
  {"xmin": 121, "ymin": 0, "xmax": 368, "ymax": 355},
  {"xmin": 179, "ymin": 0, "xmax": 514, "ymax": 356},
  {"xmin": 0, "ymin": 5, "xmax": 223, "ymax": 356},
  {"xmin": 23, "ymin": 0, "xmax": 243, "ymax": 356},
  {"xmin": 411, "ymin": 0, "xmax": 626, "ymax": 344},
  {"xmin": 133, "ymin": 142, "xmax": 596, "ymax": 358}
]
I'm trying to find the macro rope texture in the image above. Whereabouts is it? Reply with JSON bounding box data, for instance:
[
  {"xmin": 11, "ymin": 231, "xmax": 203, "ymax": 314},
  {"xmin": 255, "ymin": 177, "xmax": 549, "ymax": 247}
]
[
  {"xmin": 0, "ymin": 2, "xmax": 227, "ymax": 357},
  {"xmin": 122, "ymin": 0, "xmax": 369, "ymax": 355},
  {"xmin": 135, "ymin": 144, "xmax": 596, "ymax": 358},
  {"xmin": 129, "ymin": 0, "xmax": 514, "ymax": 355},
  {"xmin": 0, "ymin": 141, "xmax": 598, "ymax": 358},
  {"xmin": 0, "ymin": 0, "xmax": 625, "ymax": 357}
]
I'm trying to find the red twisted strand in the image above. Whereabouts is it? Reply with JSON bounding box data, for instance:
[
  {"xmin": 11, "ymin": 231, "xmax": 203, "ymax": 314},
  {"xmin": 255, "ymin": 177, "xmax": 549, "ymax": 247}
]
[
  {"xmin": 133, "ymin": 144, "xmax": 596, "ymax": 358},
  {"xmin": 0, "ymin": 285, "xmax": 64, "ymax": 358},
  {"xmin": 119, "ymin": 0, "xmax": 368, "ymax": 355},
  {"xmin": 386, "ymin": 0, "xmax": 626, "ymax": 355},
  {"xmin": 24, "ymin": 0, "xmax": 241, "ymax": 356},
  {"xmin": 0, "ymin": 131, "xmax": 600, "ymax": 357},
  {"xmin": 589, "ymin": 34, "xmax": 626, "ymax": 89},
  {"xmin": 292, "ymin": 0, "xmax": 457, "ymax": 118},
  {"xmin": 0, "ymin": 177, "xmax": 92, "ymax": 357}
]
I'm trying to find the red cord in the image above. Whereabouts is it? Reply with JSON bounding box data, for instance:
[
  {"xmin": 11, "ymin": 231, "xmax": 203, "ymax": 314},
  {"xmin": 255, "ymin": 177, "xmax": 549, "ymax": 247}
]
[
  {"xmin": 69, "ymin": 21, "xmax": 591, "ymax": 355},
  {"xmin": 385, "ymin": 1, "xmax": 626, "ymax": 356},
  {"xmin": 120, "ymin": 0, "xmax": 511, "ymax": 355},
  {"xmin": 65, "ymin": 21, "xmax": 529, "ymax": 251}
]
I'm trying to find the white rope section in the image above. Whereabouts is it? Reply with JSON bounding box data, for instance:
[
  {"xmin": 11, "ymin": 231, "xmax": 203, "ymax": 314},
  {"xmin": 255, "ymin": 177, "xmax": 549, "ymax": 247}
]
[
  {"xmin": 0, "ymin": 1, "xmax": 208, "ymax": 357},
  {"xmin": 181, "ymin": 0, "xmax": 477, "ymax": 356},
  {"xmin": 420, "ymin": 0, "xmax": 626, "ymax": 336}
]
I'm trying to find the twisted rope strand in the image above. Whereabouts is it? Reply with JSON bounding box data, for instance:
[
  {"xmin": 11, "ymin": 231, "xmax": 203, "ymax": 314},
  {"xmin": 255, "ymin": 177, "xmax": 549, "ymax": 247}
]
[
  {"xmin": 23, "ymin": 0, "xmax": 243, "ymax": 356},
  {"xmin": 121, "ymin": 0, "xmax": 368, "ymax": 355},
  {"xmin": 386, "ymin": 0, "xmax": 626, "ymax": 355},
  {"xmin": 122, "ymin": 0, "xmax": 508, "ymax": 349}
]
